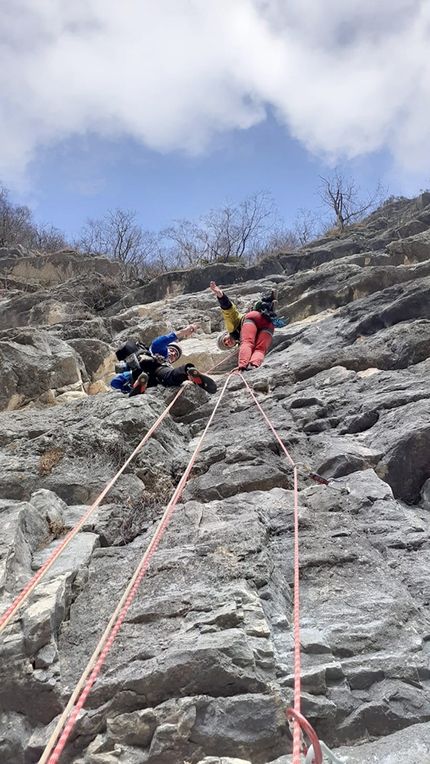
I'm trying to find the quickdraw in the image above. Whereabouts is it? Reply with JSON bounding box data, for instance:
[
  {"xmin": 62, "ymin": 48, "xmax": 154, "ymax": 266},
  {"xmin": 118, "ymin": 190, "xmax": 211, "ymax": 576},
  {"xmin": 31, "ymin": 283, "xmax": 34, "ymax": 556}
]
[
  {"xmin": 287, "ymin": 708, "xmax": 323, "ymax": 764},
  {"xmin": 287, "ymin": 709, "xmax": 348, "ymax": 764},
  {"xmin": 308, "ymin": 472, "xmax": 330, "ymax": 486},
  {"xmin": 296, "ymin": 463, "xmax": 350, "ymax": 494}
]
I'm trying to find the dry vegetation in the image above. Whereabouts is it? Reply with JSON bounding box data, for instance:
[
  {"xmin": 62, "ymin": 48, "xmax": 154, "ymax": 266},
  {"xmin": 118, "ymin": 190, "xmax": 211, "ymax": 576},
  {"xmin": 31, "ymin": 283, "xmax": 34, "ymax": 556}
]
[{"xmin": 38, "ymin": 447, "xmax": 64, "ymax": 476}]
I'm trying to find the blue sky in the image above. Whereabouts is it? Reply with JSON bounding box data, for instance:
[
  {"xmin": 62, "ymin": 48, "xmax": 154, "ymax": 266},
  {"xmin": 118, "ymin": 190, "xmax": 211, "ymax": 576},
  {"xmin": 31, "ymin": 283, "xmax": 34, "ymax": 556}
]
[
  {"xmin": 24, "ymin": 112, "xmax": 401, "ymax": 240},
  {"xmin": 1, "ymin": 1, "xmax": 430, "ymax": 241}
]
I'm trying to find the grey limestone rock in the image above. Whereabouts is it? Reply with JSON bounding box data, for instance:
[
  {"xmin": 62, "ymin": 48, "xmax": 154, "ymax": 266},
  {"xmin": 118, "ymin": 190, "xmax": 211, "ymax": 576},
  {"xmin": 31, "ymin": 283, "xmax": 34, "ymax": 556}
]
[
  {"xmin": 0, "ymin": 328, "xmax": 86, "ymax": 410},
  {"xmin": 2, "ymin": 195, "xmax": 430, "ymax": 763}
]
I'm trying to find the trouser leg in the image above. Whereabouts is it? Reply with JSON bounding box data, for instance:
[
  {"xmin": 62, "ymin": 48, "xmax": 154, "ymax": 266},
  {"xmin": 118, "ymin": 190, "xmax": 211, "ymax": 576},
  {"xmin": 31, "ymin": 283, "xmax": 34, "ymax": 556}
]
[
  {"xmin": 238, "ymin": 317, "xmax": 257, "ymax": 369},
  {"xmin": 155, "ymin": 364, "xmax": 190, "ymax": 386},
  {"xmin": 249, "ymin": 326, "xmax": 273, "ymax": 367}
]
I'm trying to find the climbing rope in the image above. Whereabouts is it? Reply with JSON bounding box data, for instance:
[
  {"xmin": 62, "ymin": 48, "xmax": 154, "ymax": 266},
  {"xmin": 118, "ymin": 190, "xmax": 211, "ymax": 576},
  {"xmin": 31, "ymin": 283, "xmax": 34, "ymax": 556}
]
[
  {"xmin": 0, "ymin": 386, "xmax": 185, "ymax": 636},
  {"xmin": 233, "ymin": 371, "xmax": 322, "ymax": 764},
  {"xmin": 234, "ymin": 372, "xmax": 348, "ymax": 763},
  {"xmin": 2, "ymin": 351, "xmax": 344, "ymax": 763},
  {"xmin": 0, "ymin": 351, "xmax": 238, "ymax": 637},
  {"xmin": 39, "ymin": 367, "xmax": 335, "ymax": 763},
  {"xmin": 209, "ymin": 347, "xmax": 239, "ymax": 369},
  {"xmin": 39, "ymin": 373, "xmax": 234, "ymax": 764}
]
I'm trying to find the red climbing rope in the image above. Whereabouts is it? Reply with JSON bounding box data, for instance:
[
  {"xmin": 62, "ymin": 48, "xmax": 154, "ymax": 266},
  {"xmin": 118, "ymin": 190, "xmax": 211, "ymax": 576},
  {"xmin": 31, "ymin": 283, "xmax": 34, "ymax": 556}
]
[
  {"xmin": 232, "ymin": 370, "xmax": 295, "ymax": 466},
  {"xmin": 209, "ymin": 348, "xmax": 238, "ymax": 369},
  {"xmin": 292, "ymin": 462, "xmax": 302, "ymax": 763},
  {"xmin": 0, "ymin": 353, "xmax": 237, "ymax": 637},
  {"xmin": 2, "ymin": 354, "xmax": 326, "ymax": 763},
  {"xmin": 39, "ymin": 373, "xmax": 233, "ymax": 764},
  {"xmin": 234, "ymin": 371, "xmax": 322, "ymax": 764},
  {"xmin": 0, "ymin": 386, "xmax": 185, "ymax": 636},
  {"xmin": 40, "ymin": 368, "xmax": 324, "ymax": 763}
]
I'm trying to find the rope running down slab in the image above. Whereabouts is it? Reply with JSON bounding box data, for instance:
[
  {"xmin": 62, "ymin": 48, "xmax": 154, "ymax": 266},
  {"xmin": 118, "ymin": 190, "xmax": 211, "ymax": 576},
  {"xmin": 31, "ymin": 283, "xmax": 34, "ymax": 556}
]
[
  {"xmin": 39, "ymin": 372, "xmax": 234, "ymax": 764},
  {"xmin": 0, "ymin": 351, "xmax": 237, "ymax": 637},
  {"xmin": 41, "ymin": 369, "xmax": 322, "ymax": 764}
]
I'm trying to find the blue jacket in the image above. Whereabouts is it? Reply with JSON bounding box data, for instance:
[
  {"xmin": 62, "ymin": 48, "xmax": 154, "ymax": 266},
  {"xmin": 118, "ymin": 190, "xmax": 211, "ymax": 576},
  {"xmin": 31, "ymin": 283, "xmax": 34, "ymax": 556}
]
[
  {"xmin": 111, "ymin": 333, "xmax": 179, "ymax": 393},
  {"xmin": 149, "ymin": 332, "xmax": 177, "ymax": 358},
  {"xmin": 110, "ymin": 371, "xmax": 134, "ymax": 394}
]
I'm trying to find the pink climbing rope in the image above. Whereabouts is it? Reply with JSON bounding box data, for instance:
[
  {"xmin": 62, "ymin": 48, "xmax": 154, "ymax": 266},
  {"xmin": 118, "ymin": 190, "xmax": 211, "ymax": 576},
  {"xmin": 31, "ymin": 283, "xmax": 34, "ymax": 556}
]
[
  {"xmin": 5, "ymin": 358, "xmax": 324, "ymax": 763},
  {"xmin": 40, "ymin": 373, "xmax": 233, "ymax": 764},
  {"xmin": 0, "ymin": 386, "xmax": 185, "ymax": 636},
  {"xmin": 234, "ymin": 370, "xmax": 322, "ymax": 764},
  {"xmin": 0, "ymin": 353, "xmax": 237, "ymax": 637},
  {"xmin": 41, "ymin": 369, "xmax": 323, "ymax": 763}
]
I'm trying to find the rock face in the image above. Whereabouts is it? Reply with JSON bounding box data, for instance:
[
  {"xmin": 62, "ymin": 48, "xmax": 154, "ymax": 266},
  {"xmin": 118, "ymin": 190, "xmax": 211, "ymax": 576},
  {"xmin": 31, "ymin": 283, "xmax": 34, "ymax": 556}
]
[
  {"xmin": 0, "ymin": 247, "xmax": 123, "ymax": 288},
  {"xmin": 1, "ymin": 195, "xmax": 430, "ymax": 764}
]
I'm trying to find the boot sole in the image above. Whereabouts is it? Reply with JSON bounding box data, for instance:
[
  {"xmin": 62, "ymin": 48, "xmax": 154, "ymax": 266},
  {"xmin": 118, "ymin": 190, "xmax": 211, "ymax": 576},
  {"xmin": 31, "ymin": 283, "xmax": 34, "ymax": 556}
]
[{"xmin": 187, "ymin": 368, "xmax": 217, "ymax": 394}]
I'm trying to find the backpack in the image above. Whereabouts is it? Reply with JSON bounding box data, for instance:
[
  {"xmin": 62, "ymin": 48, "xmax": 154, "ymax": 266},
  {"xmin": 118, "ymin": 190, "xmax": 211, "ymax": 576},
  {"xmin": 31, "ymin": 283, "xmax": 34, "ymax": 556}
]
[
  {"xmin": 254, "ymin": 290, "xmax": 278, "ymax": 320},
  {"xmin": 115, "ymin": 340, "xmax": 149, "ymax": 362},
  {"xmin": 115, "ymin": 340, "xmax": 151, "ymax": 371}
]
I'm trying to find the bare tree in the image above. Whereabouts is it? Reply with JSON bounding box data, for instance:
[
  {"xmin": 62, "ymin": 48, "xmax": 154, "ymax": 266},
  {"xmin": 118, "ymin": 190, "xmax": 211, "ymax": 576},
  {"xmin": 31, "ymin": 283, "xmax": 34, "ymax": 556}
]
[
  {"xmin": 28, "ymin": 223, "xmax": 68, "ymax": 253},
  {"xmin": 76, "ymin": 208, "xmax": 139, "ymax": 263},
  {"xmin": 256, "ymin": 226, "xmax": 299, "ymax": 258},
  {"xmin": 293, "ymin": 208, "xmax": 324, "ymax": 246},
  {"xmin": 0, "ymin": 184, "xmax": 34, "ymax": 247},
  {"xmin": 163, "ymin": 191, "xmax": 282, "ymax": 265},
  {"xmin": 318, "ymin": 170, "xmax": 386, "ymax": 233},
  {"xmin": 161, "ymin": 219, "xmax": 203, "ymax": 268},
  {"xmin": 75, "ymin": 208, "xmax": 163, "ymax": 277},
  {"xmin": 202, "ymin": 191, "xmax": 281, "ymax": 261},
  {"xmin": 0, "ymin": 183, "xmax": 68, "ymax": 252}
]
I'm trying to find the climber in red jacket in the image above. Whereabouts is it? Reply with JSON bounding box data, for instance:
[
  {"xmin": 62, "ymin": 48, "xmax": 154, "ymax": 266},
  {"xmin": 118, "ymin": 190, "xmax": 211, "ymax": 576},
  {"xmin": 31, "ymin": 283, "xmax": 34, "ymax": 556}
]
[{"xmin": 210, "ymin": 281, "xmax": 278, "ymax": 371}]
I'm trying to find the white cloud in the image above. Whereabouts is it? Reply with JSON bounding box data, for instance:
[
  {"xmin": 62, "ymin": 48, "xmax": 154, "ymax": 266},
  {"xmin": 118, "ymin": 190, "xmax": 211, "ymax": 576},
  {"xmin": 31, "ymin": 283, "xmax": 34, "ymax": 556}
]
[{"xmin": 0, "ymin": 0, "xmax": 429, "ymax": 184}]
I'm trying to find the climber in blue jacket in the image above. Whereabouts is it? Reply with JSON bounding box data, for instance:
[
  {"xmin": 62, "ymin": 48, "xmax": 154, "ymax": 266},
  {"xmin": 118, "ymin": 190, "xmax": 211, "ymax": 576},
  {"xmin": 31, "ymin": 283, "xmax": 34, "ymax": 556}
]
[{"xmin": 110, "ymin": 323, "xmax": 217, "ymax": 396}]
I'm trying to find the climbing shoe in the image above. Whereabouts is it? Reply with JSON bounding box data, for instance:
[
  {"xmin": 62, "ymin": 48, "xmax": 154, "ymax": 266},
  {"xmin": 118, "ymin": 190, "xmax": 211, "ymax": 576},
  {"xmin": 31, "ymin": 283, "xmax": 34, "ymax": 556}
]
[
  {"xmin": 129, "ymin": 371, "xmax": 149, "ymax": 396},
  {"xmin": 262, "ymin": 289, "xmax": 278, "ymax": 302},
  {"xmin": 187, "ymin": 367, "xmax": 217, "ymax": 394}
]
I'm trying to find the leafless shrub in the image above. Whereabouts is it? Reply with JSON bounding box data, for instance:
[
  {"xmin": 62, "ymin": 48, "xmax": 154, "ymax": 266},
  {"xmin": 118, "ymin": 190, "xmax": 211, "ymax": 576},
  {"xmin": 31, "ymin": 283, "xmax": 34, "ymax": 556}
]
[
  {"xmin": 0, "ymin": 182, "xmax": 68, "ymax": 252},
  {"xmin": 38, "ymin": 448, "xmax": 63, "ymax": 476},
  {"xmin": 74, "ymin": 208, "xmax": 163, "ymax": 279},
  {"xmin": 318, "ymin": 170, "xmax": 387, "ymax": 233},
  {"xmin": 292, "ymin": 208, "xmax": 325, "ymax": 246},
  {"xmin": 118, "ymin": 486, "xmax": 174, "ymax": 545},
  {"xmin": 162, "ymin": 190, "xmax": 284, "ymax": 265}
]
